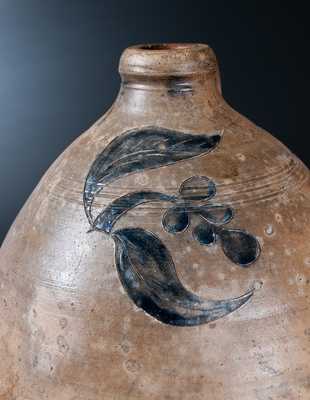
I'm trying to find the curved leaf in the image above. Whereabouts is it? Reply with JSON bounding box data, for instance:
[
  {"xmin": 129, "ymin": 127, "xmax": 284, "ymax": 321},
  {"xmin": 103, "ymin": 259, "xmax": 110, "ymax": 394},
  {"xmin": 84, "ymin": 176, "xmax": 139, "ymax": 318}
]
[
  {"xmin": 219, "ymin": 229, "xmax": 261, "ymax": 267},
  {"xmin": 83, "ymin": 127, "xmax": 221, "ymax": 223},
  {"xmin": 92, "ymin": 191, "xmax": 176, "ymax": 234},
  {"xmin": 112, "ymin": 227, "xmax": 255, "ymax": 326},
  {"xmin": 162, "ymin": 206, "xmax": 189, "ymax": 234}
]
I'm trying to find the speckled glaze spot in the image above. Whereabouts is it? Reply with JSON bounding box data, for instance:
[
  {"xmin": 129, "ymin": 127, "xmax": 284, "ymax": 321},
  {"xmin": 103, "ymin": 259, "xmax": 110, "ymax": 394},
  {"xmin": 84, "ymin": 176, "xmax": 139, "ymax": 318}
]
[
  {"xmin": 236, "ymin": 153, "xmax": 246, "ymax": 162},
  {"xmin": 253, "ymin": 280, "xmax": 264, "ymax": 290},
  {"xmin": 59, "ymin": 318, "xmax": 68, "ymax": 329},
  {"xmin": 57, "ymin": 335, "xmax": 69, "ymax": 354},
  {"xmin": 265, "ymin": 224, "xmax": 274, "ymax": 236},
  {"xmin": 296, "ymin": 274, "xmax": 306, "ymax": 285},
  {"xmin": 120, "ymin": 341, "xmax": 131, "ymax": 353},
  {"xmin": 124, "ymin": 359, "xmax": 141, "ymax": 373},
  {"xmin": 275, "ymin": 213, "xmax": 283, "ymax": 224}
]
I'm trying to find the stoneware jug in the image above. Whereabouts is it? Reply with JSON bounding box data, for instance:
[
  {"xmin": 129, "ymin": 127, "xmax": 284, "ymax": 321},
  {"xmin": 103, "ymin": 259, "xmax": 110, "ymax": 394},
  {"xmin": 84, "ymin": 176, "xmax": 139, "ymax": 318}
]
[{"xmin": 0, "ymin": 43, "xmax": 309, "ymax": 400}]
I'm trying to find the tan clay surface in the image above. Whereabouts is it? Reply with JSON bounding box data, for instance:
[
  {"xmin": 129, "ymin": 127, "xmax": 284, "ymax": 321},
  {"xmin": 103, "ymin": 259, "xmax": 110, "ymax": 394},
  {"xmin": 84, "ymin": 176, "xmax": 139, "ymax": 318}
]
[{"xmin": 0, "ymin": 43, "xmax": 309, "ymax": 399}]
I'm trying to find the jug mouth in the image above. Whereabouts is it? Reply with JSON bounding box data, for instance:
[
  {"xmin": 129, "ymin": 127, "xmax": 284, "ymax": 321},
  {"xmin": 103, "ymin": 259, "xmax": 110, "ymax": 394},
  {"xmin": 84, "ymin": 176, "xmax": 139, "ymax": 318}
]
[
  {"xmin": 119, "ymin": 43, "xmax": 218, "ymax": 77},
  {"xmin": 133, "ymin": 43, "xmax": 206, "ymax": 51}
]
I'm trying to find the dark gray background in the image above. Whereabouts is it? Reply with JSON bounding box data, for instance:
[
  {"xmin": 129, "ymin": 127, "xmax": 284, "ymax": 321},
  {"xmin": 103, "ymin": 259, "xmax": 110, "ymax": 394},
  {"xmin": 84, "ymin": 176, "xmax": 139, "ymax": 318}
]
[{"xmin": 0, "ymin": 0, "xmax": 309, "ymax": 245}]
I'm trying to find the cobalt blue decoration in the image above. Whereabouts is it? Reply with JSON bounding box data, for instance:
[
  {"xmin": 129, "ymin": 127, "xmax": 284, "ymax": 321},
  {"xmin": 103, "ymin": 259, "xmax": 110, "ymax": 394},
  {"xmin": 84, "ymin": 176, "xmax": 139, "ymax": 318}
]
[
  {"xmin": 83, "ymin": 126, "xmax": 221, "ymax": 225},
  {"xmin": 112, "ymin": 227, "xmax": 255, "ymax": 326},
  {"xmin": 83, "ymin": 127, "xmax": 261, "ymax": 326}
]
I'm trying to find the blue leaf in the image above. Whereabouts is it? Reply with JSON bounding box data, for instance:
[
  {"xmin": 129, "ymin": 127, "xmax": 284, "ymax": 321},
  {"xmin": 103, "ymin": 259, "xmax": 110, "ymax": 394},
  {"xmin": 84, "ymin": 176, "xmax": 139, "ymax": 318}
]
[
  {"xmin": 92, "ymin": 191, "xmax": 176, "ymax": 233},
  {"xmin": 83, "ymin": 127, "xmax": 221, "ymax": 224},
  {"xmin": 113, "ymin": 227, "xmax": 255, "ymax": 326}
]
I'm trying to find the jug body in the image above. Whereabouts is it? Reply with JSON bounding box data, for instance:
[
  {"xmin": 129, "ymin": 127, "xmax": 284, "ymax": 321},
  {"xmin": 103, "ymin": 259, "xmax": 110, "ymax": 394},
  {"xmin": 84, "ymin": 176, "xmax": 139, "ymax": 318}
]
[{"xmin": 0, "ymin": 43, "xmax": 309, "ymax": 400}]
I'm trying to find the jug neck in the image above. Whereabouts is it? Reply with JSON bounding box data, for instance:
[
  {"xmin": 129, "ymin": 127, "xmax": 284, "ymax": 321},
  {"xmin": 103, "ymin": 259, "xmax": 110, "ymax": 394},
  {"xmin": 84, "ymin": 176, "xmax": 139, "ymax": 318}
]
[{"xmin": 115, "ymin": 43, "xmax": 224, "ymax": 117}]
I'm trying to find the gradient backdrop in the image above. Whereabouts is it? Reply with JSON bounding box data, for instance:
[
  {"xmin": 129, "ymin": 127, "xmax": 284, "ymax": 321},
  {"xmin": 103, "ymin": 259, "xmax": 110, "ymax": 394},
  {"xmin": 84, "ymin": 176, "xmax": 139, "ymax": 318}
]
[{"xmin": 0, "ymin": 1, "xmax": 309, "ymax": 244}]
